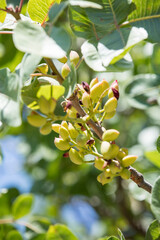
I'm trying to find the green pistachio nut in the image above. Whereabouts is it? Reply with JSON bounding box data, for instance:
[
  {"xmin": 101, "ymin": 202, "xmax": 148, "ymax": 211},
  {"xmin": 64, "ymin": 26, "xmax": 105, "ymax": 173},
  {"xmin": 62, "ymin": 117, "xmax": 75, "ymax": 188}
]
[
  {"xmin": 36, "ymin": 63, "xmax": 48, "ymax": 74},
  {"xmin": 39, "ymin": 96, "xmax": 50, "ymax": 114},
  {"xmin": 68, "ymin": 123, "xmax": 79, "ymax": 139},
  {"xmin": 97, "ymin": 169, "xmax": 113, "ymax": 185},
  {"xmin": 104, "ymin": 110, "xmax": 116, "ymax": 119},
  {"xmin": 76, "ymin": 134, "xmax": 88, "ymax": 147},
  {"xmin": 101, "ymin": 79, "xmax": 109, "ymax": 96},
  {"xmin": 101, "ymin": 141, "xmax": 119, "ymax": 159},
  {"xmin": 117, "ymin": 149, "xmax": 127, "ymax": 160},
  {"xmin": 52, "ymin": 123, "xmax": 61, "ymax": 133},
  {"xmin": 27, "ymin": 113, "xmax": 47, "ymax": 127},
  {"xmin": 59, "ymin": 126, "xmax": 69, "ymax": 140},
  {"xmin": 61, "ymin": 63, "xmax": 71, "ymax": 79},
  {"xmin": 61, "ymin": 121, "xmax": 68, "ymax": 130},
  {"xmin": 69, "ymin": 148, "xmax": 84, "ymax": 165},
  {"xmin": 94, "ymin": 158, "xmax": 106, "ymax": 171},
  {"xmin": 109, "ymin": 160, "xmax": 122, "ymax": 174},
  {"xmin": 54, "ymin": 138, "xmax": 70, "ymax": 151},
  {"xmin": 120, "ymin": 168, "xmax": 131, "ymax": 179},
  {"xmin": 90, "ymin": 82, "xmax": 104, "ymax": 102},
  {"xmin": 121, "ymin": 148, "xmax": 128, "ymax": 155},
  {"xmin": 102, "ymin": 129, "xmax": 120, "ymax": 142},
  {"xmin": 108, "ymin": 88, "xmax": 114, "ymax": 98},
  {"xmin": 82, "ymin": 92, "xmax": 91, "ymax": 108},
  {"xmin": 69, "ymin": 50, "xmax": 80, "ymax": 66},
  {"xmin": 104, "ymin": 97, "xmax": 117, "ymax": 113},
  {"xmin": 89, "ymin": 77, "xmax": 99, "ymax": 89},
  {"xmin": 58, "ymin": 56, "xmax": 68, "ymax": 63},
  {"xmin": 67, "ymin": 107, "xmax": 77, "ymax": 118},
  {"xmin": 121, "ymin": 155, "xmax": 138, "ymax": 167},
  {"xmin": 40, "ymin": 122, "xmax": 52, "ymax": 135}
]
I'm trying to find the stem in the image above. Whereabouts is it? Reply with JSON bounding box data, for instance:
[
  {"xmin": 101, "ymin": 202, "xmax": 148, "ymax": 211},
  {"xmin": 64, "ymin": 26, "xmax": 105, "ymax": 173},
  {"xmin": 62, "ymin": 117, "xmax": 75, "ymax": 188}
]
[
  {"xmin": 0, "ymin": 31, "xmax": 13, "ymax": 34},
  {"xmin": 44, "ymin": 58, "xmax": 64, "ymax": 84},
  {"xmin": 0, "ymin": 218, "xmax": 41, "ymax": 233},
  {"xmin": 18, "ymin": 0, "xmax": 24, "ymax": 12},
  {"xmin": 68, "ymin": 91, "xmax": 153, "ymax": 193}
]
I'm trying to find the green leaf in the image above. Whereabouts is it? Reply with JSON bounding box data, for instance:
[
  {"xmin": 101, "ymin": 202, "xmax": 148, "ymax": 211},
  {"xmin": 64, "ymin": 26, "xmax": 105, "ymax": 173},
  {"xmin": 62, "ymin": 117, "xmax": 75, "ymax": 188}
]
[
  {"xmin": 27, "ymin": 0, "xmax": 61, "ymax": 24},
  {"xmin": 0, "ymin": 0, "xmax": 7, "ymax": 23},
  {"xmin": 145, "ymin": 220, "xmax": 160, "ymax": 240},
  {"xmin": 125, "ymin": 74, "xmax": 160, "ymax": 109},
  {"xmin": 118, "ymin": 229, "xmax": 125, "ymax": 240},
  {"xmin": 151, "ymin": 44, "xmax": 160, "ymax": 75},
  {"xmin": 12, "ymin": 194, "xmax": 34, "ymax": 220},
  {"xmin": 0, "ymin": 68, "xmax": 21, "ymax": 127},
  {"xmin": 98, "ymin": 237, "xmax": 119, "ymax": 240},
  {"xmin": 69, "ymin": 0, "xmax": 102, "ymax": 9},
  {"xmin": 50, "ymin": 27, "xmax": 71, "ymax": 52},
  {"xmin": 157, "ymin": 137, "xmax": 160, "ymax": 153},
  {"xmin": 46, "ymin": 224, "xmax": 78, "ymax": 240},
  {"xmin": 21, "ymin": 80, "xmax": 65, "ymax": 109},
  {"xmin": 19, "ymin": 53, "xmax": 42, "ymax": 85},
  {"xmin": 128, "ymin": 0, "xmax": 160, "ymax": 43},
  {"xmin": 145, "ymin": 150, "xmax": 160, "ymax": 168},
  {"xmin": 49, "ymin": 2, "xmax": 68, "ymax": 24},
  {"xmin": 31, "ymin": 234, "xmax": 46, "ymax": 240},
  {"xmin": 6, "ymin": 230, "xmax": 23, "ymax": 240},
  {"xmin": 13, "ymin": 21, "xmax": 66, "ymax": 59},
  {"xmin": 151, "ymin": 177, "xmax": 160, "ymax": 221}
]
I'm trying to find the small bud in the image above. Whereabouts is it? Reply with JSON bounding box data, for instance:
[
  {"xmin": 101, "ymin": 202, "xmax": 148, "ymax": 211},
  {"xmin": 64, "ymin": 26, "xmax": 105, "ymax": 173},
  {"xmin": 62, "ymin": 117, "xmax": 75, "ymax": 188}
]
[
  {"xmin": 90, "ymin": 77, "xmax": 99, "ymax": 89},
  {"xmin": 82, "ymin": 92, "xmax": 91, "ymax": 108},
  {"xmin": 112, "ymin": 88, "xmax": 119, "ymax": 100},
  {"xmin": 94, "ymin": 158, "xmax": 106, "ymax": 171},
  {"xmin": 63, "ymin": 152, "xmax": 69, "ymax": 158},
  {"xmin": 82, "ymin": 81, "xmax": 90, "ymax": 93},
  {"xmin": 61, "ymin": 121, "xmax": 68, "ymax": 130},
  {"xmin": 52, "ymin": 123, "xmax": 61, "ymax": 133},
  {"xmin": 40, "ymin": 122, "xmax": 52, "ymax": 135},
  {"xmin": 104, "ymin": 97, "xmax": 118, "ymax": 113},
  {"xmin": 69, "ymin": 148, "xmax": 84, "ymax": 165},
  {"xmin": 58, "ymin": 56, "xmax": 68, "ymax": 63},
  {"xmin": 102, "ymin": 129, "xmax": 120, "ymax": 142},
  {"xmin": 97, "ymin": 169, "xmax": 113, "ymax": 185},
  {"xmin": 61, "ymin": 63, "xmax": 71, "ymax": 79},
  {"xmin": 37, "ymin": 63, "xmax": 48, "ymax": 74},
  {"xmin": 54, "ymin": 138, "xmax": 70, "ymax": 151},
  {"xmin": 121, "ymin": 155, "xmax": 138, "ymax": 167},
  {"xmin": 111, "ymin": 80, "xmax": 119, "ymax": 91},
  {"xmin": 59, "ymin": 126, "xmax": 69, "ymax": 140},
  {"xmin": 76, "ymin": 134, "xmax": 88, "ymax": 147},
  {"xmin": 27, "ymin": 113, "xmax": 47, "ymax": 127},
  {"xmin": 69, "ymin": 50, "xmax": 80, "ymax": 66},
  {"xmin": 117, "ymin": 149, "xmax": 127, "ymax": 160},
  {"xmin": 120, "ymin": 168, "xmax": 131, "ymax": 179}
]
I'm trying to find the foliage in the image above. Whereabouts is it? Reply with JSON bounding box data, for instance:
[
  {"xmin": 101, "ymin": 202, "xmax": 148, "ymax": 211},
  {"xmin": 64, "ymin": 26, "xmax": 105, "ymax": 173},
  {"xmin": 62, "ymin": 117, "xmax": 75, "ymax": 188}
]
[{"xmin": 0, "ymin": 0, "xmax": 160, "ymax": 239}]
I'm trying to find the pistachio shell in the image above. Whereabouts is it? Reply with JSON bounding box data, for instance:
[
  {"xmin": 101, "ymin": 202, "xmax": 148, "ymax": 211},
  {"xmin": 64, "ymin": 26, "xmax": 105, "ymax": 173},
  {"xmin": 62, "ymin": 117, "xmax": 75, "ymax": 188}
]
[
  {"xmin": 94, "ymin": 158, "xmax": 106, "ymax": 171},
  {"xmin": 104, "ymin": 110, "xmax": 116, "ymax": 119},
  {"xmin": 121, "ymin": 155, "xmax": 138, "ymax": 167},
  {"xmin": 69, "ymin": 148, "xmax": 84, "ymax": 165},
  {"xmin": 76, "ymin": 134, "xmax": 88, "ymax": 147},
  {"xmin": 82, "ymin": 92, "xmax": 91, "ymax": 108},
  {"xmin": 90, "ymin": 77, "xmax": 99, "ymax": 89},
  {"xmin": 54, "ymin": 138, "xmax": 70, "ymax": 151},
  {"xmin": 52, "ymin": 124, "xmax": 61, "ymax": 133},
  {"xmin": 68, "ymin": 123, "xmax": 79, "ymax": 139},
  {"xmin": 101, "ymin": 141, "xmax": 119, "ymax": 160},
  {"xmin": 102, "ymin": 129, "xmax": 120, "ymax": 142},
  {"xmin": 97, "ymin": 169, "xmax": 113, "ymax": 185},
  {"xmin": 104, "ymin": 97, "xmax": 117, "ymax": 113},
  {"xmin": 59, "ymin": 126, "xmax": 69, "ymax": 140}
]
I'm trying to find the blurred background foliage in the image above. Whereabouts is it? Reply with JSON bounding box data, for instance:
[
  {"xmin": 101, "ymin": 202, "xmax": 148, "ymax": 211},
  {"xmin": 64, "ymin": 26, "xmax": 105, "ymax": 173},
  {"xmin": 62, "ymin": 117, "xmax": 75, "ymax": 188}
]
[{"xmin": 0, "ymin": 0, "xmax": 160, "ymax": 240}]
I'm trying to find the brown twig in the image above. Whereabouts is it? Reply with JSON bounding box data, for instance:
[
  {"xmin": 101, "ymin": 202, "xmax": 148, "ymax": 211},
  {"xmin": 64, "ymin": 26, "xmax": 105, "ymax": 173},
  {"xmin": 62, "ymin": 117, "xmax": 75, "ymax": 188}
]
[
  {"xmin": 68, "ymin": 91, "xmax": 153, "ymax": 193},
  {"xmin": 44, "ymin": 58, "xmax": 64, "ymax": 84}
]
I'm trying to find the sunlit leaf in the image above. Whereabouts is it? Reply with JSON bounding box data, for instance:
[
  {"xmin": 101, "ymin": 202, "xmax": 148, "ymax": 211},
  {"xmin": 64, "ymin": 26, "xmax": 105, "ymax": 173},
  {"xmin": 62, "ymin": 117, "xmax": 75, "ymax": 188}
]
[
  {"xmin": 46, "ymin": 224, "xmax": 78, "ymax": 240},
  {"xmin": 118, "ymin": 229, "xmax": 125, "ymax": 240},
  {"xmin": 145, "ymin": 150, "xmax": 160, "ymax": 168},
  {"xmin": 69, "ymin": 0, "xmax": 102, "ymax": 9},
  {"xmin": 13, "ymin": 21, "xmax": 66, "ymax": 59},
  {"xmin": 12, "ymin": 194, "xmax": 34, "ymax": 220},
  {"xmin": 27, "ymin": 0, "xmax": 61, "ymax": 24},
  {"xmin": 151, "ymin": 177, "xmax": 160, "ymax": 221},
  {"xmin": 157, "ymin": 136, "xmax": 160, "ymax": 153},
  {"xmin": 49, "ymin": 2, "xmax": 68, "ymax": 24},
  {"xmin": 0, "ymin": 0, "xmax": 7, "ymax": 23},
  {"xmin": 145, "ymin": 220, "xmax": 160, "ymax": 240}
]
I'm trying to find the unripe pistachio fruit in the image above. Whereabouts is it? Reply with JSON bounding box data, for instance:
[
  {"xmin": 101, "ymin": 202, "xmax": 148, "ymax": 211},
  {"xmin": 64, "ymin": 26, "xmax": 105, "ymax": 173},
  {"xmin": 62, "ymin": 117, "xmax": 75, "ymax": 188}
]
[
  {"xmin": 68, "ymin": 123, "xmax": 79, "ymax": 139},
  {"xmin": 66, "ymin": 107, "xmax": 77, "ymax": 118},
  {"xmin": 117, "ymin": 149, "xmax": 127, "ymax": 160},
  {"xmin": 40, "ymin": 122, "xmax": 52, "ymax": 135},
  {"xmin": 76, "ymin": 134, "xmax": 88, "ymax": 147},
  {"xmin": 59, "ymin": 126, "xmax": 69, "ymax": 140},
  {"xmin": 120, "ymin": 169, "xmax": 131, "ymax": 179},
  {"xmin": 52, "ymin": 123, "xmax": 61, "ymax": 133},
  {"xmin": 54, "ymin": 138, "xmax": 70, "ymax": 151},
  {"xmin": 97, "ymin": 169, "xmax": 113, "ymax": 185},
  {"xmin": 82, "ymin": 92, "xmax": 91, "ymax": 108},
  {"xmin": 101, "ymin": 79, "xmax": 109, "ymax": 96},
  {"xmin": 104, "ymin": 97, "xmax": 117, "ymax": 113},
  {"xmin": 69, "ymin": 148, "xmax": 84, "ymax": 165},
  {"xmin": 90, "ymin": 77, "xmax": 99, "ymax": 89},
  {"xmin": 104, "ymin": 110, "xmax": 116, "ymax": 119},
  {"xmin": 69, "ymin": 50, "xmax": 80, "ymax": 66},
  {"xmin": 61, "ymin": 63, "xmax": 71, "ymax": 79},
  {"xmin": 121, "ymin": 155, "xmax": 138, "ymax": 167},
  {"xmin": 90, "ymin": 81, "xmax": 108, "ymax": 102},
  {"xmin": 101, "ymin": 141, "xmax": 119, "ymax": 160},
  {"xmin": 109, "ymin": 160, "xmax": 122, "ymax": 174},
  {"xmin": 58, "ymin": 56, "xmax": 68, "ymax": 63},
  {"xmin": 27, "ymin": 114, "xmax": 47, "ymax": 127},
  {"xmin": 94, "ymin": 158, "xmax": 106, "ymax": 171},
  {"xmin": 108, "ymin": 88, "xmax": 114, "ymax": 98},
  {"xmin": 102, "ymin": 129, "xmax": 120, "ymax": 142},
  {"xmin": 37, "ymin": 63, "xmax": 48, "ymax": 74},
  {"xmin": 61, "ymin": 121, "xmax": 68, "ymax": 130}
]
